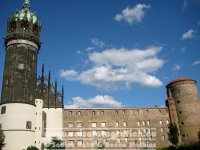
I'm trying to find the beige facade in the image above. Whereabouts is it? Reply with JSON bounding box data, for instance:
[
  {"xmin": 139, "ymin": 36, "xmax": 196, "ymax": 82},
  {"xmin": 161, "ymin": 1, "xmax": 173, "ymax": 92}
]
[{"xmin": 63, "ymin": 107, "xmax": 170, "ymax": 149}]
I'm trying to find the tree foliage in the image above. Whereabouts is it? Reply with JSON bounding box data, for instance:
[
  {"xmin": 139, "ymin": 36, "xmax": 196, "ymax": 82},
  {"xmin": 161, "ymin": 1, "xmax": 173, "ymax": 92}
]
[
  {"xmin": 45, "ymin": 137, "xmax": 65, "ymax": 149},
  {"xmin": 0, "ymin": 129, "xmax": 5, "ymax": 150},
  {"xmin": 26, "ymin": 146, "xmax": 39, "ymax": 150},
  {"xmin": 168, "ymin": 123, "xmax": 179, "ymax": 146}
]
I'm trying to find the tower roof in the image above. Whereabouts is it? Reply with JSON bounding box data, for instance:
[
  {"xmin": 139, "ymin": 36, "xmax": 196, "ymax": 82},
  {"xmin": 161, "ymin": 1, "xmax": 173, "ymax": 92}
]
[
  {"xmin": 9, "ymin": 0, "xmax": 40, "ymax": 25},
  {"xmin": 166, "ymin": 77, "xmax": 195, "ymax": 87}
]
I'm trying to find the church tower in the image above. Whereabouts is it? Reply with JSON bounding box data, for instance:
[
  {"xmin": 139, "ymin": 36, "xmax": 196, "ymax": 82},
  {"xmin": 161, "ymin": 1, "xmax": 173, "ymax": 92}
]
[
  {"xmin": 1, "ymin": 0, "xmax": 41, "ymax": 105},
  {"xmin": 0, "ymin": 0, "xmax": 42, "ymax": 149}
]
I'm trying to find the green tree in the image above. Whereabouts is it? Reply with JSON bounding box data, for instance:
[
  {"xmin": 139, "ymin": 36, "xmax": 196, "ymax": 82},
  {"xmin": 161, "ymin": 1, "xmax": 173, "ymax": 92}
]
[
  {"xmin": 198, "ymin": 131, "xmax": 200, "ymax": 143},
  {"xmin": 0, "ymin": 129, "xmax": 5, "ymax": 150},
  {"xmin": 45, "ymin": 137, "xmax": 65, "ymax": 149},
  {"xmin": 26, "ymin": 146, "xmax": 39, "ymax": 150},
  {"xmin": 97, "ymin": 142, "xmax": 105, "ymax": 149},
  {"xmin": 168, "ymin": 123, "xmax": 179, "ymax": 146}
]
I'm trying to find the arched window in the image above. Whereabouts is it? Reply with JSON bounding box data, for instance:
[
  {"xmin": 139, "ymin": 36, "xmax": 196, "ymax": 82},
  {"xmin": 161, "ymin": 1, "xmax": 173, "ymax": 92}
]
[{"xmin": 42, "ymin": 111, "xmax": 47, "ymax": 137}]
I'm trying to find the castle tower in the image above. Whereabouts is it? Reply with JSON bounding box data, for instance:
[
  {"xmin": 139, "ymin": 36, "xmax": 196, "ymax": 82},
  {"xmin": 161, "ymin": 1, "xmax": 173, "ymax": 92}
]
[
  {"xmin": 0, "ymin": 0, "xmax": 41, "ymax": 149},
  {"xmin": 166, "ymin": 78, "xmax": 200, "ymax": 144}
]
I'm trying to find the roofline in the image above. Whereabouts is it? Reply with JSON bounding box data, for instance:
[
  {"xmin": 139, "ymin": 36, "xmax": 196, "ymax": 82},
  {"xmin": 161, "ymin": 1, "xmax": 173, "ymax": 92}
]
[{"xmin": 63, "ymin": 107, "xmax": 168, "ymax": 110}]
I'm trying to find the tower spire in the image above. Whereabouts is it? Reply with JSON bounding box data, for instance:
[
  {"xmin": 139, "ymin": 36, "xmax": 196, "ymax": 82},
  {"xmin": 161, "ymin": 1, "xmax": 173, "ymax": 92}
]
[
  {"xmin": 54, "ymin": 79, "xmax": 57, "ymax": 108},
  {"xmin": 62, "ymin": 85, "xmax": 64, "ymax": 108},
  {"xmin": 47, "ymin": 70, "xmax": 51, "ymax": 108},
  {"xmin": 41, "ymin": 64, "xmax": 45, "ymax": 98},
  {"xmin": 23, "ymin": 0, "xmax": 30, "ymax": 10}
]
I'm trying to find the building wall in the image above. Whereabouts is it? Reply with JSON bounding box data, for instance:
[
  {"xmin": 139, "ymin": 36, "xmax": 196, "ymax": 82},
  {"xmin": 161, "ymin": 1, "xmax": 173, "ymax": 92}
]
[
  {"xmin": 0, "ymin": 103, "xmax": 35, "ymax": 150},
  {"xmin": 42, "ymin": 107, "xmax": 63, "ymax": 145},
  {"xmin": 63, "ymin": 107, "xmax": 170, "ymax": 149}
]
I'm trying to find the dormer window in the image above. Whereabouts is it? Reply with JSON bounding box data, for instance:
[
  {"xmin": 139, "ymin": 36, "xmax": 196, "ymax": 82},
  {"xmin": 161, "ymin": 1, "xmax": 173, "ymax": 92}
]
[
  {"xmin": 10, "ymin": 21, "xmax": 16, "ymax": 32},
  {"xmin": 33, "ymin": 24, "xmax": 39, "ymax": 33},
  {"xmin": 21, "ymin": 21, "xmax": 29, "ymax": 31}
]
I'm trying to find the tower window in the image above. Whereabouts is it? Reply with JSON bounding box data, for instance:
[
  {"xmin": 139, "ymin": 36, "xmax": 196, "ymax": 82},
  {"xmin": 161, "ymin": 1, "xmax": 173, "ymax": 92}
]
[
  {"xmin": 18, "ymin": 64, "xmax": 24, "ymax": 70},
  {"xmin": 1, "ymin": 106, "xmax": 6, "ymax": 114},
  {"xmin": 26, "ymin": 121, "xmax": 32, "ymax": 129}
]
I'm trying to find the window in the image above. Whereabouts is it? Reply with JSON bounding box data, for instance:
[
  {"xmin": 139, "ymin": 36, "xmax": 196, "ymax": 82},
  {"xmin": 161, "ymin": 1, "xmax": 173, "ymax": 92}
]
[
  {"xmin": 18, "ymin": 64, "xmax": 24, "ymax": 70},
  {"xmin": 160, "ymin": 120, "xmax": 163, "ymax": 125},
  {"xmin": 135, "ymin": 110, "xmax": 139, "ymax": 114},
  {"xmin": 42, "ymin": 111, "xmax": 47, "ymax": 137},
  {"xmin": 77, "ymin": 131, "xmax": 83, "ymax": 137},
  {"xmin": 161, "ymin": 128, "xmax": 164, "ymax": 132},
  {"xmin": 78, "ymin": 111, "xmax": 81, "ymax": 115},
  {"xmin": 117, "ymin": 138, "xmax": 120, "ymax": 143},
  {"xmin": 124, "ymin": 129, "xmax": 128, "ymax": 137},
  {"xmin": 137, "ymin": 121, "xmax": 140, "ymax": 126},
  {"xmin": 116, "ymin": 121, "xmax": 119, "ymax": 127},
  {"xmin": 166, "ymin": 120, "xmax": 169, "ymax": 124},
  {"xmin": 92, "ymin": 111, "xmax": 96, "ymax": 115},
  {"xmin": 77, "ymin": 140, "xmax": 83, "ymax": 146},
  {"xmin": 101, "ymin": 111, "xmax": 104, "ymax": 115},
  {"xmin": 142, "ymin": 121, "xmax": 146, "ymax": 126},
  {"xmin": 68, "ymin": 140, "xmax": 74, "ymax": 146},
  {"xmin": 181, "ymin": 122, "xmax": 184, "ymax": 125},
  {"xmin": 123, "ymin": 121, "xmax": 127, "ymax": 127},
  {"xmin": 26, "ymin": 121, "xmax": 32, "ymax": 129},
  {"xmin": 147, "ymin": 120, "xmax": 150, "ymax": 126},
  {"xmin": 122, "ymin": 110, "xmax": 125, "ymax": 114},
  {"xmin": 101, "ymin": 122, "xmax": 106, "ymax": 128},
  {"xmin": 92, "ymin": 122, "xmax": 97, "ymax": 128},
  {"xmin": 101, "ymin": 130, "xmax": 107, "ymax": 137},
  {"xmin": 68, "ymin": 123, "xmax": 73, "ymax": 128},
  {"xmin": 102, "ymin": 139, "xmax": 107, "ymax": 144},
  {"xmin": 92, "ymin": 139, "xmax": 98, "ymax": 145},
  {"xmin": 125, "ymin": 137, "xmax": 128, "ymax": 143},
  {"xmin": 116, "ymin": 130, "xmax": 120, "ymax": 137},
  {"xmin": 1, "ymin": 106, "xmax": 6, "ymax": 114},
  {"xmin": 77, "ymin": 122, "xmax": 83, "ymax": 128},
  {"xmin": 69, "ymin": 111, "xmax": 72, "ymax": 115},
  {"xmin": 92, "ymin": 130, "xmax": 97, "ymax": 137},
  {"xmin": 162, "ymin": 135, "xmax": 165, "ymax": 141},
  {"xmin": 68, "ymin": 132, "xmax": 74, "ymax": 137}
]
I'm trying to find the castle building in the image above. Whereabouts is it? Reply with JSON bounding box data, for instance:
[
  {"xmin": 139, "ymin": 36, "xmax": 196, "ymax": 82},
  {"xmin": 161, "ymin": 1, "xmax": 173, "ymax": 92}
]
[{"xmin": 0, "ymin": 1, "xmax": 200, "ymax": 150}]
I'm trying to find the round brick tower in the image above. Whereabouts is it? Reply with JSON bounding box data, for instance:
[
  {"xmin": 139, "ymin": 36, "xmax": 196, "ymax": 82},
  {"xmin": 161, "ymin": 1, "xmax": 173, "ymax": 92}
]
[{"xmin": 166, "ymin": 78, "xmax": 200, "ymax": 144}]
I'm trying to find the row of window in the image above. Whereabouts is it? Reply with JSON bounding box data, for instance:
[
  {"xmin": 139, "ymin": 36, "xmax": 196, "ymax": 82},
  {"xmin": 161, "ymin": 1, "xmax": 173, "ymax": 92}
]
[
  {"xmin": 65, "ymin": 128, "xmax": 158, "ymax": 138},
  {"xmin": 67, "ymin": 120, "xmax": 169, "ymax": 128},
  {"xmin": 66, "ymin": 135, "xmax": 166, "ymax": 147},
  {"xmin": 67, "ymin": 109, "xmax": 167, "ymax": 116}
]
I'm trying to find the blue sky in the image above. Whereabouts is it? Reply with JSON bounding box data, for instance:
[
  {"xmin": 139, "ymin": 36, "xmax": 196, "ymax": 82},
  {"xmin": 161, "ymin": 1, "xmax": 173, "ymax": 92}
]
[{"xmin": 0, "ymin": 0, "xmax": 200, "ymax": 108}]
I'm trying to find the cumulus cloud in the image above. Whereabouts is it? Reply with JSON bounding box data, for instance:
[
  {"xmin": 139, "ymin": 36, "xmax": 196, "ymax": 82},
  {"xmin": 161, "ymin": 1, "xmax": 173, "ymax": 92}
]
[
  {"xmin": 114, "ymin": 4, "xmax": 151, "ymax": 25},
  {"xmin": 60, "ymin": 69, "xmax": 78, "ymax": 80},
  {"xmin": 192, "ymin": 60, "xmax": 200, "ymax": 66},
  {"xmin": 60, "ymin": 46, "xmax": 164, "ymax": 91},
  {"xmin": 65, "ymin": 95, "xmax": 123, "ymax": 108},
  {"xmin": 181, "ymin": 29, "xmax": 195, "ymax": 40},
  {"xmin": 91, "ymin": 38, "xmax": 105, "ymax": 48},
  {"xmin": 172, "ymin": 64, "xmax": 181, "ymax": 71}
]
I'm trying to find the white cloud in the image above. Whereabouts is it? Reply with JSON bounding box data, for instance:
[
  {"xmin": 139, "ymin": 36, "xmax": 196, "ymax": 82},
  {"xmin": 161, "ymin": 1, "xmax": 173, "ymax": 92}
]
[
  {"xmin": 60, "ymin": 46, "xmax": 164, "ymax": 91},
  {"xmin": 172, "ymin": 64, "xmax": 181, "ymax": 71},
  {"xmin": 181, "ymin": 29, "xmax": 195, "ymax": 40},
  {"xmin": 91, "ymin": 38, "xmax": 105, "ymax": 48},
  {"xmin": 65, "ymin": 95, "xmax": 123, "ymax": 108},
  {"xmin": 114, "ymin": 4, "xmax": 151, "ymax": 25},
  {"xmin": 192, "ymin": 60, "xmax": 200, "ymax": 66},
  {"xmin": 60, "ymin": 69, "xmax": 78, "ymax": 80},
  {"xmin": 86, "ymin": 47, "xmax": 95, "ymax": 52},
  {"xmin": 180, "ymin": 46, "xmax": 186, "ymax": 53},
  {"xmin": 76, "ymin": 50, "xmax": 84, "ymax": 55}
]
